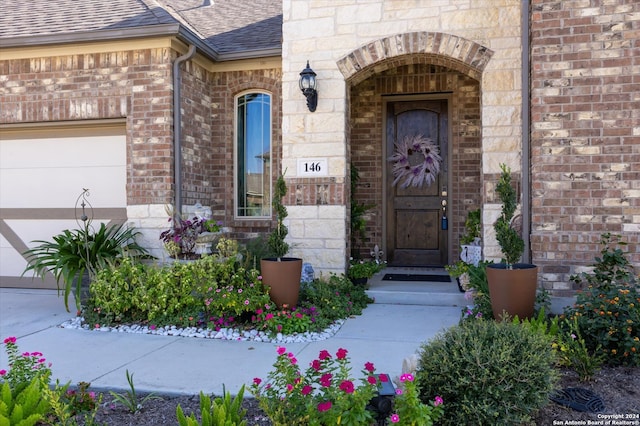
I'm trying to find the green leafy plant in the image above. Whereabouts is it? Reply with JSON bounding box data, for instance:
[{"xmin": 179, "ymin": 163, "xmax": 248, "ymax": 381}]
[
  {"xmin": 350, "ymin": 164, "xmax": 375, "ymax": 258},
  {"xmin": 416, "ymin": 319, "xmax": 558, "ymax": 425},
  {"xmin": 250, "ymin": 346, "xmax": 382, "ymax": 426},
  {"xmin": 556, "ymin": 318, "xmax": 606, "ymax": 381},
  {"xmin": 299, "ymin": 274, "xmax": 373, "ymax": 330},
  {"xmin": 493, "ymin": 163, "xmax": 524, "ymax": 268},
  {"xmin": 22, "ymin": 222, "xmax": 147, "ymax": 312},
  {"xmin": 0, "ymin": 377, "xmax": 50, "ymax": 426},
  {"xmin": 43, "ymin": 380, "xmax": 104, "ymax": 426},
  {"xmin": 460, "ymin": 208, "xmax": 481, "ymax": 245},
  {"xmin": 347, "ymin": 258, "xmax": 385, "ymax": 281},
  {"xmin": 176, "ymin": 386, "xmax": 247, "ymax": 426},
  {"xmin": 460, "ymin": 261, "xmax": 493, "ymax": 320},
  {"xmin": 267, "ymin": 173, "xmax": 290, "ymax": 259},
  {"xmin": 570, "ymin": 232, "xmax": 635, "ymax": 288},
  {"xmin": 109, "ymin": 370, "xmax": 161, "ymax": 413},
  {"xmin": 563, "ymin": 233, "xmax": 639, "ymax": 366},
  {"xmin": 390, "ymin": 373, "xmax": 444, "ymax": 426},
  {"xmin": 215, "ymin": 238, "xmax": 239, "ymax": 259}
]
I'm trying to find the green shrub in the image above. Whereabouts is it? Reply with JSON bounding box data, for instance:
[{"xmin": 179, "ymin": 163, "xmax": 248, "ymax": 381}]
[
  {"xmin": 565, "ymin": 233, "xmax": 639, "ymax": 366},
  {"xmin": 299, "ymin": 274, "xmax": 373, "ymax": 330},
  {"xmin": 416, "ymin": 319, "xmax": 558, "ymax": 426},
  {"xmin": 87, "ymin": 256, "xmax": 271, "ymax": 328}
]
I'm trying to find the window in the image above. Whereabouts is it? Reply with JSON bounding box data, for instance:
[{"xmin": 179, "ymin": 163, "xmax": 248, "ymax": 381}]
[{"xmin": 235, "ymin": 92, "xmax": 271, "ymax": 218}]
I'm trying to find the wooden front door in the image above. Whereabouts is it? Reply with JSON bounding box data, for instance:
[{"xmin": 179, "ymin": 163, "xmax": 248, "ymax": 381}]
[{"xmin": 385, "ymin": 99, "xmax": 449, "ymax": 266}]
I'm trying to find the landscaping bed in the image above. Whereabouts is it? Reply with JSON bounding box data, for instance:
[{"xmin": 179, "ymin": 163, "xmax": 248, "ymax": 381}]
[{"xmin": 74, "ymin": 366, "xmax": 639, "ymax": 425}]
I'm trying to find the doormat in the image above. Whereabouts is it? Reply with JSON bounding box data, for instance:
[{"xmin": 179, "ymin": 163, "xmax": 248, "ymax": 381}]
[{"xmin": 382, "ymin": 274, "xmax": 452, "ymax": 283}]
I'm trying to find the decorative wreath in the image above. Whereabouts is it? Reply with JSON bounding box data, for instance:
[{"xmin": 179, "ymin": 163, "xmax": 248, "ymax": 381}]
[{"xmin": 388, "ymin": 135, "xmax": 442, "ymax": 188}]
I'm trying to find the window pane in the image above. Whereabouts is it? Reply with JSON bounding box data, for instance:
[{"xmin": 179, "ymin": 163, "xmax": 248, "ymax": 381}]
[{"xmin": 236, "ymin": 93, "xmax": 271, "ymax": 217}]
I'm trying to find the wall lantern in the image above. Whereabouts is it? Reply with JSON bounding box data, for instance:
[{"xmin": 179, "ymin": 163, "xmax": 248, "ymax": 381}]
[{"xmin": 299, "ymin": 60, "xmax": 318, "ymax": 112}]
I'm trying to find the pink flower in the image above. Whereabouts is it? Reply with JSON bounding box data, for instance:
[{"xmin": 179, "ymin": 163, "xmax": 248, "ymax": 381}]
[
  {"xmin": 379, "ymin": 374, "xmax": 389, "ymax": 382},
  {"xmin": 287, "ymin": 384, "xmax": 294, "ymax": 392},
  {"xmin": 400, "ymin": 373, "xmax": 414, "ymax": 382},
  {"xmin": 265, "ymin": 313, "xmax": 274, "ymax": 320},
  {"xmin": 317, "ymin": 401, "xmax": 332, "ymax": 412},
  {"xmin": 390, "ymin": 413, "xmax": 400, "ymax": 423},
  {"xmin": 434, "ymin": 395, "xmax": 444, "ymax": 406},
  {"xmin": 311, "ymin": 359, "xmax": 322, "ymax": 371},
  {"xmin": 364, "ymin": 361, "xmax": 375, "ymax": 372},
  {"xmin": 277, "ymin": 346, "xmax": 287, "ymax": 355},
  {"xmin": 244, "ymin": 299, "xmax": 250, "ymax": 305},
  {"xmin": 256, "ymin": 309, "xmax": 263, "ymax": 315},
  {"xmin": 395, "ymin": 388, "xmax": 403, "ymax": 395},
  {"xmin": 320, "ymin": 373, "xmax": 332, "ymax": 387},
  {"xmin": 339, "ymin": 380, "xmax": 355, "ymax": 394},
  {"xmin": 290, "ymin": 357, "xmax": 298, "ymax": 365},
  {"xmin": 253, "ymin": 377, "xmax": 262, "ymax": 386},
  {"xmin": 0, "ymin": 370, "xmax": 6, "ymax": 376},
  {"xmin": 3, "ymin": 336, "xmax": 16, "ymax": 345},
  {"xmin": 318, "ymin": 350, "xmax": 331, "ymax": 360},
  {"xmin": 336, "ymin": 348, "xmax": 348, "ymax": 360},
  {"xmin": 150, "ymin": 325, "xmax": 156, "ymax": 330},
  {"xmin": 301, "ymin": 385, "xmax": 312, "ymax": 395},
  {"xmin": 258, "ymin": 276, "xmax": 263, "ymax": 281}
]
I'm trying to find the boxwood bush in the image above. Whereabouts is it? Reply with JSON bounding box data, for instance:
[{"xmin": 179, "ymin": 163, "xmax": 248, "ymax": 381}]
[{"xmin": 415, "ymin": 319, "xmax": 558, "ymax": 426}]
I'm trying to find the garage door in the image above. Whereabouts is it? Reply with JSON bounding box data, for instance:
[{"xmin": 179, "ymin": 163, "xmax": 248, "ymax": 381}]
[{"xmin": 0, "ymin": 121, "xmax": 127, "ymax": 288}]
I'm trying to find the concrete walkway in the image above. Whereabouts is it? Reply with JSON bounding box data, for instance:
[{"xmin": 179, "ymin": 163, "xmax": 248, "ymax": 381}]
[{"xmin": 0, "ymin": 287, "xmax": 462, "ymax": 396}]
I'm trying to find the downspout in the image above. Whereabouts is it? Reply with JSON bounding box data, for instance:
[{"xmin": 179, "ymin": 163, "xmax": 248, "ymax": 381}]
[
  {"xmin": 172, "ymin": 44, "xmax": 197, "ymax": 219},
  {"xmin": 521, "ymin": 0, "xmax": 532, "ymax": 263}
]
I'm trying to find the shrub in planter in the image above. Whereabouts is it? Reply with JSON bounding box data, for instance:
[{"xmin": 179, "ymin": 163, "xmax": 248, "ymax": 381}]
[{"xmin": 415, "ymin": 319, "xmax": 558, "ymax": 425}]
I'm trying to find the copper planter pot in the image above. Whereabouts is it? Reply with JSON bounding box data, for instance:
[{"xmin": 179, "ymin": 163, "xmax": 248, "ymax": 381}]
[
  {"xmin": 260, "ymin": 257, "xmax": 303, "ymax": 308},
  {"xmin": 487, "ymin": 263, "xmax": 538, "ymax": 320}
]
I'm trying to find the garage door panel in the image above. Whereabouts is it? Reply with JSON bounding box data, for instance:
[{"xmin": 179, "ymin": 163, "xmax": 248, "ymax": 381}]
[
  {"xmin": 1, "ymin": 166, "xmax": 126, "ymax": 208},
  {"xmin": 0, "ymin": 124, "xmax": 127, "ymax": 288}
]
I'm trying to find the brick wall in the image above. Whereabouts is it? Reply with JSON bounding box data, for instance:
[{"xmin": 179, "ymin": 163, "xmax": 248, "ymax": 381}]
[
  {"xmin": 0, "ymin": 49, "xmax": 175, "ymax": 206},
  {"xmin": 350, "ymin": 62, "xmax": 482, "ymax": 260},
  {"xmin": 530, "ymin": 0, "xmax": 640, "ymax": 294},
  {"xmin": 208, "ymin": 67, "xmax": 283, "ymax": 240}
]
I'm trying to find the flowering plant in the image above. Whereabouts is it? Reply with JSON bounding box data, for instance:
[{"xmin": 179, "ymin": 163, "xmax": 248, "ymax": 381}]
[
  {"xmin": 251, "ymin": 305, "xmax": 318, "ymax": 335},
  {"xmin": 0, "ymin": 336, "xmax": 52, "ymax": 390},
  {"xmin": 201, "ymin": 268, "xmax": 272, "ymax": 317},
  {"xmin": 250, "ymin": 346, "xmax": 383, "ymax": 425},
  {"xmin": 390, "ymin": 373, "xmax": 444, "ymax": 425},
  {"xmin": 160, "ymin": 207, "xmax": 222, "ymax": 258},
  {"xmin": 348, "ymin": 258, "xmax": 386, "ymax": 281}
]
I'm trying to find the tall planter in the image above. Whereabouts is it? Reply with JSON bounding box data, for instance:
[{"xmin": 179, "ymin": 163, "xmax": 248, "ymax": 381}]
[
  {"xmin": 487, "ymin": 263, "xmax": 538, "ymax": 320},
  {"xmin": 261, "ymin": 257, "xmax": 302, "ymax": 308}
]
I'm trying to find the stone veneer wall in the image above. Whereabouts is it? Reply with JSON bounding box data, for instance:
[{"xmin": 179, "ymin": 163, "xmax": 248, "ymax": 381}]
[
  {"xmin": 530, "ymin": 0, "xmax": 640, "ymax": 295},
  {"xmin": 283, "ymin": 0, "xmax": 524, "ymax": 274}
]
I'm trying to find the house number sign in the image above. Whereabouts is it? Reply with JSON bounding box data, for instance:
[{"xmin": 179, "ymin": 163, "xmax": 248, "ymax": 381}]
[{"xmin": 297, "ymin": 158, "xmax": 328, "ymax": 177}]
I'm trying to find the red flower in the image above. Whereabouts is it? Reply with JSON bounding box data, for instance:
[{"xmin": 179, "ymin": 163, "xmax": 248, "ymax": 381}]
[
  {"xmin": 336, "ymin": 348, "xmax": 348, "ymax": 360},
  {"xmin": 367, "ymin": 375, "xmax": 377, "ymax": 385},
  {"xmin": 311, "ymin": 359, "xmax": 322, "ymax": 371},
  {"xmin": 339, "ymin": 380, "xmax": 355, "ymax": 394},
  {"xmin": 253, "ymin": 377, "xmax": 262, "ymax": 386},
  {"xmin": 317, "ymin": 401, "xmax": 332, "ymax": 412},
  {"xmin": 320, "ymin": 373, "xmax": 332, "ymax": 387},
  {"xmin": 318, "ymin": 349, "xmax": 331, "ymax": 360},
  {"xmin": 364, "ymin": 361, "xmax": 375, "ymax": 372},
  {"xmin": 301, "ymin": 385, "xmax": 313, "ymax": 395},
  {"xmin": 379, "ymin": 374, "xmax": 389, "ymax": 382}
]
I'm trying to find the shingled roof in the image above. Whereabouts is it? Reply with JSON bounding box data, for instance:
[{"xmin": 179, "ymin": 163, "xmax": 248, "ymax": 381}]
[{"xmin": 0, "ymin": 0, "xmax": 282, "ymax": 60}]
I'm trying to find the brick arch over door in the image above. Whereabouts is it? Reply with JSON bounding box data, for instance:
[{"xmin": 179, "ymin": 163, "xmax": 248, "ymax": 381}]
[{"xmin": 337, "ymin": 32, "xmax": 494, "ymax": 84}]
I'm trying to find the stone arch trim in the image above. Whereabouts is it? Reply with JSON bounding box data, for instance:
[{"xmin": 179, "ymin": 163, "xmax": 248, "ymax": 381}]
[{"xmin": 337, "ymin": 32, "xmax": 494, "ymax": 84}]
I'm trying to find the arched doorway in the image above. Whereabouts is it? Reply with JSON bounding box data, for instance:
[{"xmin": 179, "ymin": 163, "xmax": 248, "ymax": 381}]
[{"xmin": 339, "ymin": 32, "xmax": 493, "ymax": 267}]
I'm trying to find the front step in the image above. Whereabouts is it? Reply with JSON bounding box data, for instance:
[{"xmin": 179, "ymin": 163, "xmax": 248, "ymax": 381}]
[{"xmin": 365, "ymin": 268, "xmax": 467, "ymax": 307}]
